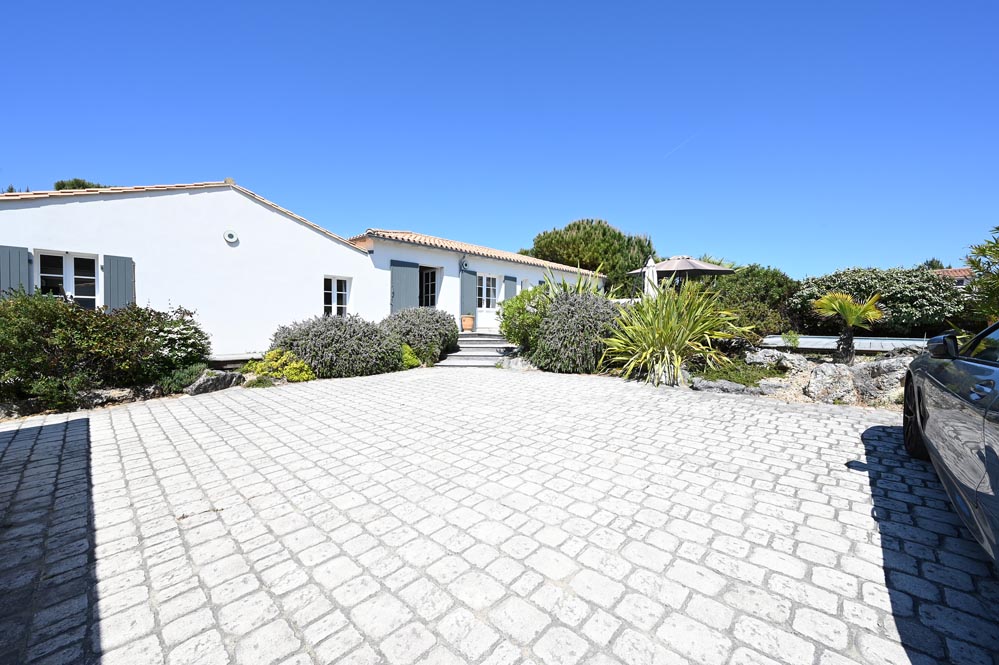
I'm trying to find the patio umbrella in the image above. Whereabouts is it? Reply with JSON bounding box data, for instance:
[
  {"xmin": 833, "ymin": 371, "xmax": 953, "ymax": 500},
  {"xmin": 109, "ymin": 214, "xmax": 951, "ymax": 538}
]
[{"xmin": 628, "ymin": 255, "xmax": 735, "ymax": 294}]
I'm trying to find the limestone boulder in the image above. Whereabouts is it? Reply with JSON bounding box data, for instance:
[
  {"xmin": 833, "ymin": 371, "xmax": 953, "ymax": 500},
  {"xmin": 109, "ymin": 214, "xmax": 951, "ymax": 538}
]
[
  {"xmin": 183, "ymin": 370, "xmax": 245, "ymax": 395},
  {"xmin": 804, "ymin": 363, "xmax": 858, "ymax": 404}
]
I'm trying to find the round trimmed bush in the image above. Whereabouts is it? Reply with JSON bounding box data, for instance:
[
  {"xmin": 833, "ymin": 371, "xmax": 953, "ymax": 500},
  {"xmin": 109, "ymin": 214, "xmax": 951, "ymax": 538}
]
[
  {"xmin": 271, "ymin": 315, "xmax": 402, "ymax": 378},
  {"xmin": 789, "ymin": 267, "xmax": 969, "ymax": 336},
  {"xmin": 380, "ymin": 308, "xmax": 459, "ymax": 365},
  {"xmin": 530, "ymin": 292, "xmax": 619, "ymax": 374}
]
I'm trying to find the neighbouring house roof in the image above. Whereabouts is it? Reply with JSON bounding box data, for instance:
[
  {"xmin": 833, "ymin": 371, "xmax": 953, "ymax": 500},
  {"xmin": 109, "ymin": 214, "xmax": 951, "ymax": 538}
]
[
  {"xmin": 0, "ymin": 180, "xmax": 365, "ymax": 253},
  {"xmin": 933, "ymin": 267, "xmax": 974, "ymax": 280},
  {"xmin": 350, "ymin": 229, "xmax": 600, "ymax": 276}
]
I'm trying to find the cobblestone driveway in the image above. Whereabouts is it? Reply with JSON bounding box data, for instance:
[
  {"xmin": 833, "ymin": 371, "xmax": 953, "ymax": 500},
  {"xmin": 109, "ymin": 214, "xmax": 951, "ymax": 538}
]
[{"xmin": 1, "ymin": 369, "xmax": 997, "ymax": 665}]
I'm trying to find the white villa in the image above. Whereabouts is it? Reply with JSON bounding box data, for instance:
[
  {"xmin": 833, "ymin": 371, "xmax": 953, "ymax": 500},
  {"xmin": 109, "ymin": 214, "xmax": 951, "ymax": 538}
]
[{"xmin": 0, "ymin": 180, "xmax": 598, "ymax": 356}]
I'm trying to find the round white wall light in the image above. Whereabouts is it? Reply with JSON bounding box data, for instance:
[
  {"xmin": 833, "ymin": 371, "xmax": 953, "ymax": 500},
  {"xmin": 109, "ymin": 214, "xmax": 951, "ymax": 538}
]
[{"xmin": 223, "ymin": 230, "xmax": 239, "ymax": 244}]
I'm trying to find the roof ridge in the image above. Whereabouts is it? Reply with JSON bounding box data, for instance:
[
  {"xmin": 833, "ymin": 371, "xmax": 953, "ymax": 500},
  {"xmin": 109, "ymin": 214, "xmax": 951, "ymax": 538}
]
[
  {"xmin": 0, "ymin": 181, "xmax": 230, "ymax": 201},
  {"xmin": 359, "ymin": 228, "xmax": 601, "ymax": 276}
]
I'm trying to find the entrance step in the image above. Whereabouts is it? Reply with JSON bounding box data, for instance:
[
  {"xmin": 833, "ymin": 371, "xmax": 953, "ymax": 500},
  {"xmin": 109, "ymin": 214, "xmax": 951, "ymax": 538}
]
[{"xmin": 437, "ymin": 333, "xmax": 516, "ymax": 367}]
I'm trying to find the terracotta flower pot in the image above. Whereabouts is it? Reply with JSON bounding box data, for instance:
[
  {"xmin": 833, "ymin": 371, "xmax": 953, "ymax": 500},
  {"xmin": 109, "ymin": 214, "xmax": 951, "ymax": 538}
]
[{"xmin": 461, "ymin": 315, "xmax": 474, "ymax": 332}]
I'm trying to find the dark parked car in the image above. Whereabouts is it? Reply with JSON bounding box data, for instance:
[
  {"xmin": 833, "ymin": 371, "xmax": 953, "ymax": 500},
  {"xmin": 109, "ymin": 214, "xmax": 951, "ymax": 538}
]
[{"xmin": 905, "ymin": 325, "xmax": 999, "ymax": 563}]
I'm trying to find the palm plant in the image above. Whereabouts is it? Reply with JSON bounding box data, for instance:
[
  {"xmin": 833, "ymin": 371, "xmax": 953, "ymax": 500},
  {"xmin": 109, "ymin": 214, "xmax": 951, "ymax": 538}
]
[
  {"xmin": 600, "ymin": 280, "xmax": 751, "ymax": 386},
  {"xmin": 812, "ymin": 292, "xmax": 883, "ymax": 364}
]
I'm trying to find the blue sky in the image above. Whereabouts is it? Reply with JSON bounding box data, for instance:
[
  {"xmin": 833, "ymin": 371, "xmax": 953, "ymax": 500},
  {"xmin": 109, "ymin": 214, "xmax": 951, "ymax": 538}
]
[{"xmin": 2, "ymin": 2, "xmax": 996, "ymax": 278}]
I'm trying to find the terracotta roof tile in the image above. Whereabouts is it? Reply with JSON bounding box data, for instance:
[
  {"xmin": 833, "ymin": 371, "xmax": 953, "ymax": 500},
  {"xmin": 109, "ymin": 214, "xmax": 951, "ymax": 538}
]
[
  {"xmin": 933, "ymin": 267, "xmax": 973, "ymax": 279},
  {"xmin": 351, "ymin": 229, "xmax": 600, "ymax": 276}
]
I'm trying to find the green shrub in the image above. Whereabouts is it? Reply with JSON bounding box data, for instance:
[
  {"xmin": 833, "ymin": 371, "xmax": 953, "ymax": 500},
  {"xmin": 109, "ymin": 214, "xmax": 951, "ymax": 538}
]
[
  {"xmin": 380, "ymin": 308, "xmax": 459, "ymax": 365},
  {"xmin": 0, "ymin": 291, "xmax": 211, "ymax": 409},
  {"xmin": 498, "ymin": 287, "xmax": 547, "ymax": 351},
  {"xmin": 159, "ymin": 363, "xmax": 208, "ymax": 394},
  {"xmin": 242, "ymin": 349, "xmax": 316, "ymax": 382},
  {"xmin": 693, "ymin": 359, "xmax": 786, "ymax": 387},
  {"xmin": 707, "ymin": 265, "xmax": 799, "ymax": 340},
  {"xmin": 530, "ymin": 292, "xmax": 618, "ymax": 374},
  {"xmin": 401, "ymin": 344, "xmax": 421, "ymax": 369},
  {"xmin": 244, "ymin": 376, "xmax": 275, "ymax": 388},
  {"xmin": 789, "ymin": 267, "xmax": 968, "ymax": 336},
  {"xmin": 271, "ymin": 315, "xmax": 402, "ymax": 378},
  {"xmin": 601, "ymin": 281, "xmax": 751, "ymax": 386}
]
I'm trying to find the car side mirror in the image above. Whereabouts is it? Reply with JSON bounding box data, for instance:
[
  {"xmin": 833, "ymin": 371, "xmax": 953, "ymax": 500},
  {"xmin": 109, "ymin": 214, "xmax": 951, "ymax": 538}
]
[{"xmin": 927, "ymin": 334, "xmax": 958, "ymax": 359}]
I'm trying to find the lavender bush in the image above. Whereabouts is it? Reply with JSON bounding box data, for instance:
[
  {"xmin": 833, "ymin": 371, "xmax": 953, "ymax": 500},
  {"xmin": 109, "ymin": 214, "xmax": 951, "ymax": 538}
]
[{"xmin": 271, "ymin": 315, "xmax": 402, "ymax": 378}]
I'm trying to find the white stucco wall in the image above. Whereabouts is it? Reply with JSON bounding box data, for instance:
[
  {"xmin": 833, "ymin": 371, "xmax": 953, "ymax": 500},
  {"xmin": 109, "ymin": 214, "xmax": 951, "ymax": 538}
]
[
  {"xmin": 362, "ymin": 238, "xmax": 591, "ymax": 331},
  {"xmin": 0, "ymin": 187, "xmax": 378, "ymax": 355}
]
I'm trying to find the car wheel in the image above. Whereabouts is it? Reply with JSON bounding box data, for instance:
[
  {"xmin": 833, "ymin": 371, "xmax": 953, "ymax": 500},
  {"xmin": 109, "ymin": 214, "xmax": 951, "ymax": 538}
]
[{"xmin": 903, "ymin": 380, "xmax": 929, "ymax": 460}]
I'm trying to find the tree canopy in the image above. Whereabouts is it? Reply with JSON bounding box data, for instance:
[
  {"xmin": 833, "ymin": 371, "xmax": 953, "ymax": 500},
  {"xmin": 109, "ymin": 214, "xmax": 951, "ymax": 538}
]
[
  {"xmin": 520, "ymin": 219, "xmax": 655, "ymax": 288},
  {"xmin": 967, "ymin": 227, "xmax": 999, "ymax": 321},
  {"xmin": 918, "ymin": 258, "xmax": 948, "ymax": 270},
  {"xmin": 54, "ymin": 178, "xmax": 109, "ymax": 191}
]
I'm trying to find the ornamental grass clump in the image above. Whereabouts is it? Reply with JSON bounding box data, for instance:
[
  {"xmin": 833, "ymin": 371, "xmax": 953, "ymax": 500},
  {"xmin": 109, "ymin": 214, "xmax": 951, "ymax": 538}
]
[
  {"xmin": 600, "ymin": 280, "xmax": 750, "ymax": 387},
  {"xmin": 530, "ymin": 291, "xmax": 619, "ymax": 374},
  {"xmin": 380, "ymin": 307, "xmax": 459, "ymax": 365},
  {"xmin": 271, "ymin": 315, "xmax": 402, "ymax": 378}
]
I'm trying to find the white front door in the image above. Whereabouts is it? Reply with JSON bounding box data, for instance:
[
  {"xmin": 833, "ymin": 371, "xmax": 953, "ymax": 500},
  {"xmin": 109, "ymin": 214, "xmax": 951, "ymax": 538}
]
[{"xmin": 476, "ymin": 275, "xmax": 499, "ymax": 331}]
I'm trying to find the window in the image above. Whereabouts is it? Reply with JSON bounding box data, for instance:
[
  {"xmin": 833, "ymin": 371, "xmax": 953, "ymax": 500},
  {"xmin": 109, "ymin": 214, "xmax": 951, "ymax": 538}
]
[
  {"xmin": 419, "ymin": 267, "xmax": 437, "ymax": 307},
  {"xmin": 73, "ymin": 257, "xmax": 97, "ymax": 310},
  {"xmin": 324, "ymin": 277, "xmax": 348, "ymax": 316},
  {"xmin": 38, "ymin": 252, "xmax": 97, "ymax": 310},
  {"xmin": 965, "ymin": 327, "xmax": 999, "ymax": 363},
  {"xmin": 477, "ymin": 276, "xmax": 497, "ymax": 309},
  {"xmin": 39, "ymin": 254, "xmax": 64, "ymax": 296}
]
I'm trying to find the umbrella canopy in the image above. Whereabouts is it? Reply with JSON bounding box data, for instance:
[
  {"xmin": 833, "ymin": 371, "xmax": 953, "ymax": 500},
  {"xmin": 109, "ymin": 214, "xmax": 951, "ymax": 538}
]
[
  {"xmin": 628, "ymin": 255, "xmax": 736, "ymax": 278},
  {"xmin": 628, "ymin": 256, "xmax": 735, "ymax": 294}
]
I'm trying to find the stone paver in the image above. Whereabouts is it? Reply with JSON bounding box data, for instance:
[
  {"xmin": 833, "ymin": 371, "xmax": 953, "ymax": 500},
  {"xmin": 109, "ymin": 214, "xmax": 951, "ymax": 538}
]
[{"xmin": 1, "ymin": 368, "xmax": 997, "ymax": 664}]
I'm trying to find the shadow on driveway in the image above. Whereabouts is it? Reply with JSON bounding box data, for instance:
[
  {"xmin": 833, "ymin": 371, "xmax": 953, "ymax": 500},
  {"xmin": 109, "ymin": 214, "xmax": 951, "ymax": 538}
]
[
  {"xmin": 0, "ymin": 419, "xmax": 100, "ymax": 664},
  {"xmin": 852, "ymin": 426, "xmax": 999, "ymax": 663}
]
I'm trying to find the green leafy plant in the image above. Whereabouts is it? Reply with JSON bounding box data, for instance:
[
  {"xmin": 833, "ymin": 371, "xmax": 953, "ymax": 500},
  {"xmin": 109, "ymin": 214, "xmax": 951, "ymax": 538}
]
[
  {"xmin": 498, "ymin": 287, "xmax": 547, "ymax": 351},
  {"xmin": 401, "ymin": 344, "xmax": 421, "ymax": 369},
  {"xmin": 706, "ymin": 264, "xmax": 800, "ymax": 340},
  {"xmin": 781, "ymin": 330, "xmax": 801, "ymax": 349},
  {"xmin": 601, "ymin": 280, "xmax": 751, "ymax": 386},
  {"xmin": 242, "ymin": 349, "xmax": 316, "ymax": 382},
  {"xmin": 812, "ymin": 292, "xmax": 884, "ymax": 365},
  {"xmin": 271, "ymin": 315, "xmax": 402, "ymax": 378},
  {"xmin": 244, "ymin": 376, "xmax": 276, "ymax": 388},
  {"xmin": 967, "ymin": 227, "xmax": 999, "ymax": 322},
  {"xmin": 530, "ymin": 292, "xmax": 619, "ymax": 374},
  {"xmin": 790, "ymin": 267, "xmax": 968, "ymax": 336},
  {"xmin": 380, "ymin": 308, "xmax": 459, "ymax": 365},
  {"xmin": 159, "ymin": 363, "xmax": 208, "ymax": 394},
  {"xmin": 0, "ymin": 290, "xmax": 210, "ymax": 409}
]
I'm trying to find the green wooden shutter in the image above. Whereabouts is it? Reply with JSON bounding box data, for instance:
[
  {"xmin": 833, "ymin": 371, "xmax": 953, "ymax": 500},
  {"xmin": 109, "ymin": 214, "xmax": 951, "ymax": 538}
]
[
  {"xmin": 390, "ymin": 260, "xmax": 420, "ymax": 313},
  {"xmin": 0, "ymin": 246, "xmax": 33, "ymax": 296},
  {"xmin": 104, "ymin": 255, "xmax": 135, "ymax": 310},
  {"xmin": 504, "ymin": 276, "xmax": 517, "ymax": 301}
]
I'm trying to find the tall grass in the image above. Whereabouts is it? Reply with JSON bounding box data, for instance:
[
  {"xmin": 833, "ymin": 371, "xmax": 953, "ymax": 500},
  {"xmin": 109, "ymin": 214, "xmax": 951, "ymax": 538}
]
[{"xmin": 600, "ymin": 280, "xmax": 751, "ymax": 386}]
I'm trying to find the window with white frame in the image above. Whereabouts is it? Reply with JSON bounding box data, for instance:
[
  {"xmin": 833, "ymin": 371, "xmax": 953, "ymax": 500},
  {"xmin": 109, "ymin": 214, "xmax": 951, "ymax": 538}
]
[
  {"xmin": 37, "ymin": 252, "xmax": 97, "ymax": 310},
  {"xmin": 477, "ymin": 275, "xmax": 497, "ymax": 309},
  {"xmin": 324, "ymin": 277, "xmax": 348, "ymax": 316},
  {"xmin": 419, "ymin": 267, "xmax": 437, "ymax": 307}
]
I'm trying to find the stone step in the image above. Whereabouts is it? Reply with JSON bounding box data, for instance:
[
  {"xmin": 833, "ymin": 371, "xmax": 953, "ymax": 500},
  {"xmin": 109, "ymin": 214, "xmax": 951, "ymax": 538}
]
[
  {"xmin": 457, "ymin": 341, "xmax": 515, "ymax": 349},
  {"xmin": 435, "ymin": 358, "xmax": 501, "ymax": 368},
  {"xmin": 446, "ymin": 350, "xmax": 512, "ymax": 359}
]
